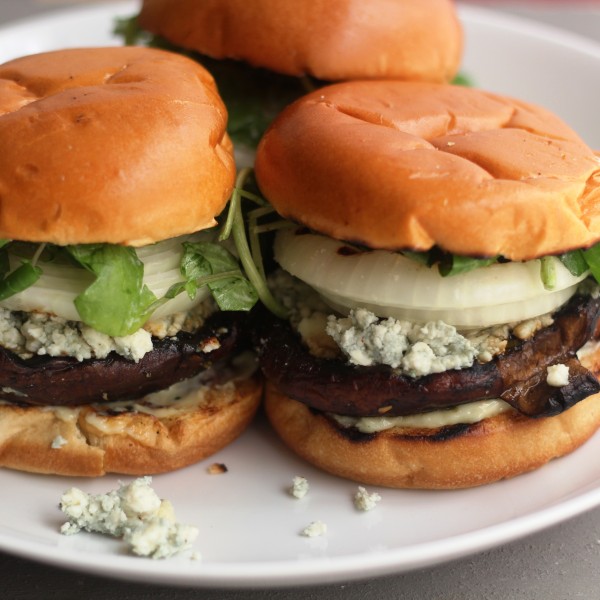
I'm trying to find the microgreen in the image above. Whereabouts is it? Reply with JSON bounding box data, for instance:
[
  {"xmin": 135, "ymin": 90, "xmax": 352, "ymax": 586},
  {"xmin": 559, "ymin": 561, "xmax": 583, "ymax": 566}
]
[{"xmin": 219, "ymin": 168, "xmax": 289, "ymax": 319}]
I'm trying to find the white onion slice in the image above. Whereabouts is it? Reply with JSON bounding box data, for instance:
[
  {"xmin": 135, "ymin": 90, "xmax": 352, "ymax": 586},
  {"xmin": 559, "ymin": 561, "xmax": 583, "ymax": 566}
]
[
  {"xmin": 274, "ymin": 228, "xmax": 588, "ymax": 328},
  {"xmin": 1, "ymin": 235, "xmax": 210, "ymax": 322}
]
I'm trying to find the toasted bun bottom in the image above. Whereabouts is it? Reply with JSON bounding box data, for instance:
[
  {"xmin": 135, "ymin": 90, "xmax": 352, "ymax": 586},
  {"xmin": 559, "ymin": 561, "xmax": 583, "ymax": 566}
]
[
  {"xmin": 0, "ymin": 376, "xmax": 262, "ymax": 477},
  {"xmin": 264, "ymin": 383, "xmax": 600, "ymax": 489}
]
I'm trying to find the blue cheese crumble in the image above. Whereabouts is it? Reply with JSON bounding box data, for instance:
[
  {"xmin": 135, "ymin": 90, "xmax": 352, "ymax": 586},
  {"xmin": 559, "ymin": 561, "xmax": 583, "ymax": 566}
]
[
  {"xmin": 353, "ymin": 486, "xmax": 382, "ymax": 512},
  {"xmin": 0, "ymin": 297, "xmax": 216, "ymax": 363},
  {"xmin": 59, "ymin": 477, "xmax": 198, "ymax": 559},
  {"xmin": 301, "ymin": 520, "xmax": 327, "ymax": 537},
  {"xmin": 546, "ymin": 363, "xmax": 570, "ymax": 387},
  {"xmin": 289, "ymin": 476, "xmax": 310, "ymax": 499},
  {"xmin": 270, "ymin": 270, "xmax": 556, "ymax": 375},
  {"xmin": 0, "ymin": 309, "xmax": 152, "ymax": 363},
  {"xmin": 326, "ymin": 308, "xmax": 478, "ymax": 377}
]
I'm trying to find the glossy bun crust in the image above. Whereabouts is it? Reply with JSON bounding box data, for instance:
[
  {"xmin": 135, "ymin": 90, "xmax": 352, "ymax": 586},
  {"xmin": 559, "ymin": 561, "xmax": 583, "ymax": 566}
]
[
  {"xmin": 138, "ymin": 0, "xmax": 462, "ymax": 83},
  {"xmin": 0, "ymin": 376, "xmax": 261, "ymax": 477},
  {"xmin": 0, "ymin": 47, "xmax": 235, "ymax": 246},
  {"xmin": 255, "ymin": 81, "xmax": 600, "ymax": 261},
  {"xmin": 265, "ymin": 385, "xmax": 600, "ymax": 490}
]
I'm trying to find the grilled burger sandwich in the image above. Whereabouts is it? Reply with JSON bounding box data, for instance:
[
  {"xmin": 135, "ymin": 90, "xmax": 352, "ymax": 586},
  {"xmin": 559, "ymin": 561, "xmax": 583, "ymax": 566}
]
[
  {"xmin": 253, "ymin": 80, "xmax": 600, "ymax": 489},
  {"xmin": 0, "ymin": 46, "xmax": 262, "ymax": 477}
]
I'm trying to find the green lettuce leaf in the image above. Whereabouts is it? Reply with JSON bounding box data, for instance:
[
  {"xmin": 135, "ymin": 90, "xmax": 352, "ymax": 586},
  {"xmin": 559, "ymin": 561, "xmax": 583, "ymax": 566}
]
[
  {"xmin": 402, "ymin": 248, "xmax": 498, "ymax": 277},
  {"xmin": 558, "ymin": 250, "xmax": 588, "ymax": 277},
  {"xmin": 0, "ymin": 260, "xmax": 42, "ymax": 301},
  {"xmin": 0, "ymin": 240, "xmax": 43, "ymax": 301},
  {"xmin": 582, "ymin": 245, "xmax": 600, "ymax": 283},
  {"xmin": 438, "ymin": 254, "xmax": 498, "ymax": 277},
  {"xmin": 167, "ymin": 241, "xmax": 258, "ymax": 312},
  {"xmin": 67, "ymin": 244, "xmax": 157, "ymax": 337}
]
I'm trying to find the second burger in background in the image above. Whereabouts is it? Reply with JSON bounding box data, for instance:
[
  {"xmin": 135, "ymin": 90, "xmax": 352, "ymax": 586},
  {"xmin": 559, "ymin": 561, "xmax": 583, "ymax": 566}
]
[
  {"xmin": 124, "ymin": 0, "xmax": 463, "ymax": 154},
  {"xmin": 253, "ymin": 80, "xmax": 600, "ymax": 489},
  {"xmin": 0, "ymin": 46, "xmax": 261, "ymax": 477}
]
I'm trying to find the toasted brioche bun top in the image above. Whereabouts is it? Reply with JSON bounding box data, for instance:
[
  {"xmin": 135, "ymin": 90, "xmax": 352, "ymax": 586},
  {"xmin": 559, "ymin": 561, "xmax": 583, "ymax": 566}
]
[
  {"xmin": 138, "ymin": 0, "xmax": 463, "ymax": 83},
  {"xmin": 255, "ymin": 81, "xmax": 600, "ymax": 261},
  {"xmin": 0, "ymin": 47, "xmax": 234, "ymax": 246}
]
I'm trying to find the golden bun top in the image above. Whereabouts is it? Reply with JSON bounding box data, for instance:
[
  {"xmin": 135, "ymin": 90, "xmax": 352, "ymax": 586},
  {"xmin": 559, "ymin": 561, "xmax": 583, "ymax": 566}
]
[
  {"xmin": 255, "ymin": 81, "xmax": 600, "ymax": 261},
  {"xmin": 138, "ymin": 0, "xmax": 463, "ymax": 83},
  {"xmin": 0, "ymin": 46, "xmax": 235, "ymax": 246}
]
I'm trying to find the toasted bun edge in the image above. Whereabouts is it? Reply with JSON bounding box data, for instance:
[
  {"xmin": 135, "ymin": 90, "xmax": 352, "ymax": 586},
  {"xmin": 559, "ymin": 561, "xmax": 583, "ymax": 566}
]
[{"xmin": 0, "ymin": 375, "xmax": 262, "ymax": 477}]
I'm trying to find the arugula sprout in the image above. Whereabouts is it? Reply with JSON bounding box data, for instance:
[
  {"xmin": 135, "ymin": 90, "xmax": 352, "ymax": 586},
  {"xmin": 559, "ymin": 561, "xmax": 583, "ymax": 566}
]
[
  {"xmin": 67, "ymin": 238, "xmax": 259, "ymax": 337},
  {"xmin": 67, "ymin": 245, "xmax": 158, "ymax": 337},
  {"xmin": 0, "ymin": 261, "xmax": 42, "ymax": 302},
  {"xmin": 220, "ymin": 168, "xmax": 289, "ymax": 319},
  {"xmin": 558, "ymin": 250, "xmax": 589, "ymax": 277},
  {"xmin": 0, "ymin": 226, "xmax": 259, "ymax": 337},
  {"xmin": 438, "ymin": 254, "xmax": 498, "ymax": 277},
  {"xmin": 402, "ymin": 242, "xmax": 600, "ymax": 288},
  {"xmin": 0, "ymin": 240, "xmax": 43, "ymax": 302},
  {"xmin": 113, "ymin": 16, "xmax": 151, "ymax": 46},
  {"xmin": 164, "ymin": 241, "xmax": 258, "ymax": 312},
  {"xmin": 402, "ymin": 248, "xmax": 498, "ymax": 277},
  {"xmin": 581, "ymin": 245, "xmax": 600, "ymax": 283},
  {"xmin": 451, "ymin": 73, "xmax": 473, "ymax": 87}
]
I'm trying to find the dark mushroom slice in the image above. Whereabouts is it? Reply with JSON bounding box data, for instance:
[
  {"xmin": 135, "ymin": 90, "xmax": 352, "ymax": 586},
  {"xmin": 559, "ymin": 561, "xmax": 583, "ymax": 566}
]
[
  {"xmin": 0, "ymin": 311, "xmax": 250, "ymax": 407},
  {"xmin": 257, "ymin": 294, "xmax": 600, "ymax": 418}
]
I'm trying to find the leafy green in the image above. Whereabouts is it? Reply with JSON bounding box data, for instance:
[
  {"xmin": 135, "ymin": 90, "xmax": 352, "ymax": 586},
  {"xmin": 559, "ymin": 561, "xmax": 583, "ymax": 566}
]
[
  {"xmin": 113, "ymin": 16, "xmax": 151, "ymax": 46},
  {"xmin": 220, "ymin": 168, "xmax": 289, "ymax": 318},
  {"xmin": 0, "ymin": 240, "xmax": 43, "ymax": 301},
  {"xmin": 402, "ymin": 241, "xmax": 600, "ymax": 287},
  {"xmin": 167, "ymin": 241, "xmax": 258, "ymax": 312},
  {"xmin": 0, "ymin": 261, "xmax": 42, "ymax": 301},
  {"xmin": 402, "ymin": 248, "xmax": 498, "ymax": 277},
  {"xmin": 400, "ymin": 250, "xmax": 431, "ymax": 266},
  {"xmin": 66, "ymin": 244, "xmax": 158, "ymax": 337},
  {"xmin": 204, "ymin": 57, "xmax": 314, "ymax": 149},
  {"xmin": 0, "ymin": 232, "xmax": 260, "ymax": 335},
  {"xmin": 438, "ymin": 254, "xmax": 498, "ymax": 277},
  {"xmin": 582, "ymin": 245, "xmax": 600, "ymax": 283},
  {"xmin": 560, "ymin": 249, "xmax": 594, "ymax": 277},
  {"xmin": 451, "ymin": 72, "xmax": 473, "ymax": 87}
]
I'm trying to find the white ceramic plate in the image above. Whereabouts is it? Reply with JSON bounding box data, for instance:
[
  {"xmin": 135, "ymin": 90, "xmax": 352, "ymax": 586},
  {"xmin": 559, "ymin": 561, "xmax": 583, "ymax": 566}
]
[{"xmin": 1, "ymin": 1, "xmax": 600, "ymax": 589}]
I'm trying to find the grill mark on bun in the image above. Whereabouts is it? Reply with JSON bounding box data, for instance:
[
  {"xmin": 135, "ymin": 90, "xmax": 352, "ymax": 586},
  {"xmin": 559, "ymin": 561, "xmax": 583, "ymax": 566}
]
[{"xmin": 400, "ymin": 423, "xmax": 473, "ymax": 442}]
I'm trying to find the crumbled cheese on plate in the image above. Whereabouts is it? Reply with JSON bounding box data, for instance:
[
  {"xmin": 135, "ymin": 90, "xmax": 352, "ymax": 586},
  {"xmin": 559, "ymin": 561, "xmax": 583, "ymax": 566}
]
[
  {"xmin": 289, "ymin": 476, "xmax": 310, "ymax": 499},
  {"xmin": 353, "ymin": 486, "xmax": 382, "ymax": 512},
  {"xmin": 301, "ymin": 521, "xmax": 327, "ymax": 538},
  {"xmin": 59, "ymin": 477, "xmax": 198, "ymax": 559}
]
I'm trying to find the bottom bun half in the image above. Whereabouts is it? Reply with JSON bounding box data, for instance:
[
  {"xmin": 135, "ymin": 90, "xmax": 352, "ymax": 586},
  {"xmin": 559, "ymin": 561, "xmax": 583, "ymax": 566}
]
[
  {"xmin": 0, "ymin": 376, "xmax": 262, "ymax": 477},
  {"xmin": 264, "ymin": 377, "xmax": 600, "ymax": 490}
]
